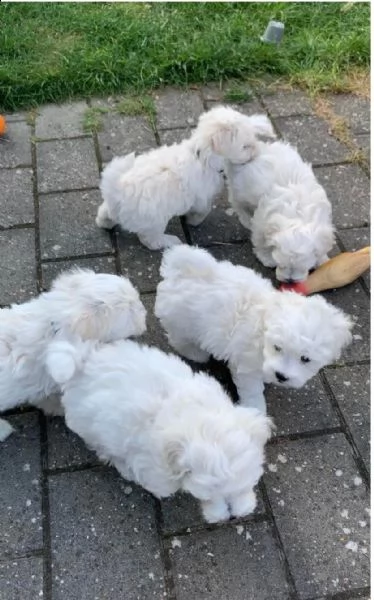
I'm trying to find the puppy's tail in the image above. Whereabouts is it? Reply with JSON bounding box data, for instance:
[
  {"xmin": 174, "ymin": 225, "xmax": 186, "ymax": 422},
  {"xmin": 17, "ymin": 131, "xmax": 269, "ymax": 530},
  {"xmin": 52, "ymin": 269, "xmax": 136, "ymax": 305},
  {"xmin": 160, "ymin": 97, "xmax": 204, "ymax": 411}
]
[
  {"xmin": 45, "ymin": 339, "xmax": 86, "ymax": 386},
  {"xmin": 100, "ymin": 152, "xmax": 136, "ymax": 196},
  {"xmin": 160, "ymin": 244, "xmax": 217, "ymax": 281}
]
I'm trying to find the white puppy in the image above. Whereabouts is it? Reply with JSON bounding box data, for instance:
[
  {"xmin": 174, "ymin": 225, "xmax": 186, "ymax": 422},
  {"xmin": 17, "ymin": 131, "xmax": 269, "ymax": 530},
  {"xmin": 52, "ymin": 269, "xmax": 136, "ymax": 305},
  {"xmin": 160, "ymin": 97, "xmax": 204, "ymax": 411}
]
[
  {"xmin": 45, "ymin": 336, "xmax": 272, "ymax": 523},
  {"xmin": 226, "ymin": 140, "xmax": 335, "ymax": 282},
  {"xmin": 155, "ymin": 245, "xmax": 353, "ymax": 413},
  {"xmin": 0, "ymin": 269, "xmax": 146, "ymax": 441},
  {"xmin": 96, "ymin": 106, "xmax": 275, "ymax": 250}
]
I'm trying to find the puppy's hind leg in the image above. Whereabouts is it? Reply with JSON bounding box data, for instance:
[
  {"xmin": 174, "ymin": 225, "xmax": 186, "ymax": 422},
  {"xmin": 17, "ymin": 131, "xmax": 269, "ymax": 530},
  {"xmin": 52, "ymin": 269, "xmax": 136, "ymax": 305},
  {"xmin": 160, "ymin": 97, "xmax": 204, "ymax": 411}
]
[
  {"xmin": 168, "ymin": 335, "xmax": 210, "ymax": 363},
  {"xmin": 185, "ymin": 208, "xmax": 210, "ymax": 227},
  {"xmin": 138, "ymin": 230, "xmax": 183, "ymax": 250},
  {"xmin": 96, "ymin": 202, "xmax": 116, "ymax": 230}
]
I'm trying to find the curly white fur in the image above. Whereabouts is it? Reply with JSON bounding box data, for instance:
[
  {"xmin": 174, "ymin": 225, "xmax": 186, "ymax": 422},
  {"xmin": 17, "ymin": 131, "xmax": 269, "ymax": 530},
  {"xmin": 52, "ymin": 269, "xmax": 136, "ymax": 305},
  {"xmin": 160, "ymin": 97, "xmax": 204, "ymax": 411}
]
[
  {"xmin": 96, "ymin": 106, "xmax": 275, "ymax": 250},
  {"xmin": 0, "ymin": 269, "xmax": 146, "ymax": 441},
  {"xmin": 155, "ymin": 245, "xmax": 353, "ymax": 413},
  {"xmin": 45, "ymin": 336, "xmax": 272, "ymax": 523},
  {"xmin": 226, "ymin": 140, "xmax": 335, "ymax": 281}
]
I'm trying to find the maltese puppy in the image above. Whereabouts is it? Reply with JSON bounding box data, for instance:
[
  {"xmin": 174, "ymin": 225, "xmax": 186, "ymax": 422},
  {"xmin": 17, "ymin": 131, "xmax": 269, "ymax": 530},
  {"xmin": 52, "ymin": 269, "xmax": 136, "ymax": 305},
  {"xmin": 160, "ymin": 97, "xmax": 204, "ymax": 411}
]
[
  {"xmin": 225, "ymin": 139, "xmax": 335, "ymax": 282},
  {"xmin": 45, "ymin": 336, "xmax": 272, "ymax": 523},
  {"xmin": 0, "ymin": 268, "xmax": 146, "ymax": 441},
  {"xmin": 96, "ymin": 106, "xmax": 275, "ymax": 250},
  {"xmin": 155, "ymin": 245, "xmax": 353, "ymax": 413}
]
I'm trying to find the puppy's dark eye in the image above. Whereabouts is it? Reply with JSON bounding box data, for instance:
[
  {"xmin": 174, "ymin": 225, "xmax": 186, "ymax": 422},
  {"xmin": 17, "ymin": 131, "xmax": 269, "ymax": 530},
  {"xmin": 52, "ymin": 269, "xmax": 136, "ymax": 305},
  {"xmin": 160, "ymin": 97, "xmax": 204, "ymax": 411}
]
[
  {"xmin": 274, "ymin": 345, "xmax": 281, "ymax": 352},
  {"xmin": 301, "ymin": 355, "xmax": 310, "ymax": 363}
]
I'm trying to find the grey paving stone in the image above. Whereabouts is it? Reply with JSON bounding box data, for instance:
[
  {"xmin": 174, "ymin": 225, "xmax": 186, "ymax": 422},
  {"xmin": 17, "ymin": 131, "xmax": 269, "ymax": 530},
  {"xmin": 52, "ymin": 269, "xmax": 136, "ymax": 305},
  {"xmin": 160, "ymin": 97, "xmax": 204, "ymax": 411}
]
[
  {"xmin": 0, "ymin": 168, "xmax": 34, "ymax": 227},
  {"xmin": 266, "ymin": 374, "xmax": 339, "ymax": 436},
  {"xmin": 352, "ymin": 133, "xmax": 370, "ymax": 159},
  {"xmin": 321, "ymin": 283, "xmax": 370, "ymax": 362},
  {"xmin": 155, "ymin": 89, "xmax": 204, "ymax": 129},
  {"xmin": 274, "ymin": 115, "xmax": 348, "ymax": 165},
  {"xmin": 39, "ymin": 189, "xmax": 112, "ymax": 259},
  {"xmin": 204, "ymin": 241, "xmax": 275, "ymax": 281},
  {"xmin": 49, "ymin": 469, "xmax": 165, "ymax": 600},
  {"xmin": 201, "ymin": 81, "xmax": 255, "ymax": 103},
  {"xmin": 325, "ymin": 365, "xmax": 370, "ymax": 473},
  {"xmin": 35, "ymin": 101, "xmax": 88, "ymax": 139},
  {"xmin": 260, "ymin": 90, "xmax": 314, "ymax": 117},
  {"xmin": 161, "ymin": 487, "xmax": 265, "ymax": 535},
  {"xmin": 337, "ymin": 227, "xmax": 370, "ymax": 290},
  {"xmin": 0, "ymin": 229, "xmax": 37, "ymax": 304},
  {"xmin": 187, "ymin": 191, "xmax": 250, "ymax": 246},
  {"xmin": 169, "ymin": 521, "xmax": 290, "ymax": 600},
  {"xmin": 97, "ymin": 113, "xmax": 156, "ymax": 164},
  {"xmin": 118, "ymin": 218, "xmax": 185, "ymax": 293},
  {"xmin": 0, "ymin": 557, "xmax": 44, "ymax": 600},
  {"xmin": 326, "ymin": 94, "xmax": 370, "ymax": 134},
  {"xmin": 41, "ymin": 255, "xmax": 117, "ymax": 290},
  {"xmin": 0, "ymin": 121, "xmax": 32, "ymax": 168},
  {"xmin": 0, "ymin": 414, "xmax": 43, "ymax": 558},
  {"xmin": 314, "ymin": 164, "xmax": 369, "ymax": 228},
  {"xmin": 206, "ymin": 99, "xmax": 264, "ymax": 116},
  {"xmin": 264, "ymin": 434, "xmax": 370, "ymax": 599},
  {"xmin": 47, "ymin": 416, "xmax": 99, "ymax": 470},
  {"xmin": 37, "ymin": 138, "xmax": 99, "ymax": 193},
  {"xmin": 3, "ymin": 112, "xmax": 28, "ymax": 123},
  {"xmin": 159, "ymin": 127, "xmax": 192, "ymax": 146},
  {"xmin": 138, "ymin": 294, "xmax": 173, "ymax": 354}
]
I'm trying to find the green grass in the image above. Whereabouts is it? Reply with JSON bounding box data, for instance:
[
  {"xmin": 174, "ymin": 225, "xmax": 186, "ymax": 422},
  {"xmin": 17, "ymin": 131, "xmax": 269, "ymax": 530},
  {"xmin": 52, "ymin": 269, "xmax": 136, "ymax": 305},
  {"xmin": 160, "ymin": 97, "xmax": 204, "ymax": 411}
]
[{"xmin": 0, "ymin": 2, "xmax": 370, "ymax": 111}]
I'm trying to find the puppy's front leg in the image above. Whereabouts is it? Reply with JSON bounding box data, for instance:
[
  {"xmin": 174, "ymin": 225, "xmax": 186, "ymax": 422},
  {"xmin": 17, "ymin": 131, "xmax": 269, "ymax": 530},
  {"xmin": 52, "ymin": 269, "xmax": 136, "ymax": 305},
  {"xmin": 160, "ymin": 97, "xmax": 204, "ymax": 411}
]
[
  {"xmin": 185, "ymin": 208, "xmax": 211, "ymax": 227},
  {"xmin": 231, "ymin": 370, "xmax": 266, "ymax": 414}
]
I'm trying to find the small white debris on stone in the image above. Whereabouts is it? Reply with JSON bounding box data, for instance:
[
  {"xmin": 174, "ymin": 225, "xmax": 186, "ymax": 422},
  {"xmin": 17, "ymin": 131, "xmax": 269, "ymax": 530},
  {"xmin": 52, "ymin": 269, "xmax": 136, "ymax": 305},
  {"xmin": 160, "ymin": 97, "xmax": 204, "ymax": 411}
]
[
  {"xmin": 295, "ymin": 466, "xmax": 302, "ymax": 473},
  {"xmin": 359, "ymin": 520, "xmax": 367, "ymax": 528},
  {"xmin": 225, "ymin": 208, "xmax": 235, "ymax": 216},
  {"xmin": 154, "ymin": 552, "xmax": 160, "ymax": 559},
  {"xmin": 236, "ymin": 525, "xmax": 244, "ymax": 536},
  {"xmin": 245, "ymin": 531, "xmax": 252, "ymax": 541},
  {"xmin": 171, "ymin": 538, "xmax": 182, "ymax": 549},
  {"xmin": 353, "ymin": 476, "xmax": 362, "ymax": 486},
  {"xmin": 277, "ymin": 454, "xmax": 287, "ymax": 463},
  {"xmin": 278, "ymin": 499, "xmax": 285, "ymax": 507},
  {"xmin": 39, "ymin": 592, "xmax": 43, "ymax": 597},
  {"xmin": 343, "ymin": 381, "xmax": 351, "ymax": 386},
  {"xmin": 32, "ymin": 479, "xmax": 39, "ymax": 486},
  {"xmin": 26, "ymin": 499, "xmax": 31, "ymax": 507},
  {"xmin": 342, "ymin": 527, "xmax": 351, "ymax": 535},
  {"xmin": 31, "ymin": 518, "xmax": 37, "ymax": 524},
  {"xmin": 268, "ymin": 463, "xmax": 277, "ymax": 472},
  {"xmin": 148, "ymin": 572, "xmax": 155, "ymax": 580},
  {"xmin": 361, "ymin": 547, "xmax": 368, "ymax": 554},
  {"xmin": 345, "ymin": 541, "xmax": 358, "ymax": 552},
  {"xmin": 353, "ymin": 334, "xmax": 362, "ymax": 341},
  {"xmin": 364, "ymin": 507, "xmax": 370, "ymax": 515},
  {"xmin": 332, "ymin": 578, "xmax": 339, "ymax": 587},
  {"xmin": 272, "ymin": 488, "xmax": 281, "ymax": 494},
  {"xmin": 186, "ymin": 528, "xmax": 191, "ymax": 533},
  {"xmin": 207, "ymin": 552, "xmax": 214, "ymax": 557},
  {"xmin": 133, "ymin": 527, "xmax": 139, "ymax": 533},
  {"xmin": 341, "ymin": 509, "xmax": 349, "ymax": 519},
  {"xmin": 23, "ymin": 463, "xmax": 31, "ymax": 472},
  {"xmin": 335, "ymin": 470, "xmax": 343, "ymax": 477},
  {"xmin": 52, "ymin": 245, "xmax": 61, "ymax": 251},
  {"xmin": 124, "ymin": 486, "xmax": 132, "ymax": 495}
]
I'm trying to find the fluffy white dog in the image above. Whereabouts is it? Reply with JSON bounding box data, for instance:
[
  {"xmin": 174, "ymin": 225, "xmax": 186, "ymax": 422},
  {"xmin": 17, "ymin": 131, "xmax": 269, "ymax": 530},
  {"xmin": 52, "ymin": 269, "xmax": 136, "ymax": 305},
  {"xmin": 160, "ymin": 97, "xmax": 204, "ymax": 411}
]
[
  {"xmin": 45, "ymin": 336, "xmax": 272, "ymax": 523},
  {"xmin": 96, "ymin": 106, "xmax": 275, "ymax": 250},
  {"xmin": 155, "ymin": 245, "xmax": 353, "ymax": 413},
  {"xmin": 0, "ymin": 269, "xmax": 146, "ymax": 441},
  {"xmin": 225, "ymin": 139, "xmax": 335, "ymax": 282}
]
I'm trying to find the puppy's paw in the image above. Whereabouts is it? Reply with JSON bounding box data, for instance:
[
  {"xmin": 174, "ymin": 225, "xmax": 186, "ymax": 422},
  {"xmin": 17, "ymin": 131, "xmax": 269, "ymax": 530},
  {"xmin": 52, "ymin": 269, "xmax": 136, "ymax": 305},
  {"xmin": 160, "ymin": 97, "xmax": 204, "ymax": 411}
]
[
  {"xmin": 229, "ymin": 490, "xmax": 257, "ymax": 519},
  {"xmin": 138, "ymin": 233, "xmax": 183, "ymax": 250},
  {"xmin": 201, "ymin": 499, "xmax": 230, "ymax": 523}
]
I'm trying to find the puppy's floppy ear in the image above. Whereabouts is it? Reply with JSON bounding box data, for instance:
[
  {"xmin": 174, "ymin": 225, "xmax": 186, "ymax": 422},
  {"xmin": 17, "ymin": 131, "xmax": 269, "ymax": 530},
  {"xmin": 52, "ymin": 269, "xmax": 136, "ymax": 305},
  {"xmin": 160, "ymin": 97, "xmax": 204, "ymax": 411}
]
[
  {"xmin": 210, "ymin": 126, "xmax": 233, "ymax": 155},
  {"xmin": 71, "ymin": 301, "xmax": 111, "ymax": 340},
  {"xmin": 164, "ymin": 438, "xmax": 190, "ymax": 478},
  {"xmin": 247, "ymin": 114, "xmax": 276, "ymax": 139},
  {"xmin": 325, "ymin": 306, "xmax": 354, "ymax": 358}
]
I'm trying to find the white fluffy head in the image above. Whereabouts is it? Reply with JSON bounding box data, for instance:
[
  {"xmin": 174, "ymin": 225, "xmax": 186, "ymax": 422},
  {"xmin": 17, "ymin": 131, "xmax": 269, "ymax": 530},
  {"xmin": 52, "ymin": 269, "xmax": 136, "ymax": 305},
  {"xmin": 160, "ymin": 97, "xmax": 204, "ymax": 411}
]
[
  {"xmin": 49, "ymin": 268, "xmax": 146, "ymax": 342},
  {"xmin": 193, "ymin": 106, "xmax": 275, "ymax": 166},
  {"xmin": 165, "ymin": 401, "xmax": 273, "ymax": 523},
  {"xmin": 262, "ymin": 291, "xmax": 353, "ymax": 388}
]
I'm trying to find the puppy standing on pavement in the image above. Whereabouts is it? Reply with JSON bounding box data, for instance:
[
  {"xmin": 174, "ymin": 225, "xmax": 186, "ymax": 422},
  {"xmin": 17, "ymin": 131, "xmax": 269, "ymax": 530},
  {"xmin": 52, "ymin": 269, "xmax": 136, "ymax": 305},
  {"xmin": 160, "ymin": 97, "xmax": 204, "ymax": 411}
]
[
  {"xmin": 155, "ymin": 245, "xmax": 353, "ymax": 413},
  {"xmin": 96, "ymin": 106, "xmax": 275, "ymax": 250},
  {"xmin": 45, "ymin": 336, "xmax": 272, "ymax": 524},
  {"xmin": 225, "ymin": 139, "xmax": 335, "ymax": 282},
  {"xmin": 0, "ymin": 269, "xmax": 146, "ymax": 441}
]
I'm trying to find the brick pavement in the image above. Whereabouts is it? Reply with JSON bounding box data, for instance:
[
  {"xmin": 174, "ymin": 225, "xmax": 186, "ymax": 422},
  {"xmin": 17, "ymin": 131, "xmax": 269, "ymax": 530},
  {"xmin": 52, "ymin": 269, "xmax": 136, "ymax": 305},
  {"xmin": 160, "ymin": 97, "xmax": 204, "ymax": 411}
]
[{"xmin": 0, "ymin": 84, "xmax": 370, "ymax": 600}]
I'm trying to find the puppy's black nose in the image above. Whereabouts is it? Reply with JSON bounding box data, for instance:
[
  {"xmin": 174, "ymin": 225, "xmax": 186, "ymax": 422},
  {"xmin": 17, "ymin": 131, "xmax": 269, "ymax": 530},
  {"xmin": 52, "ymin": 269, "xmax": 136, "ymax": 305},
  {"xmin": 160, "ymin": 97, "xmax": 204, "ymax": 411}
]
[
  {"xmin": 275, "ymin": 371, "xmax": 289, "ymax": 383},
  {"xmin": 284, "ymin": 278, "xmax": 295, "ymax": 284}
]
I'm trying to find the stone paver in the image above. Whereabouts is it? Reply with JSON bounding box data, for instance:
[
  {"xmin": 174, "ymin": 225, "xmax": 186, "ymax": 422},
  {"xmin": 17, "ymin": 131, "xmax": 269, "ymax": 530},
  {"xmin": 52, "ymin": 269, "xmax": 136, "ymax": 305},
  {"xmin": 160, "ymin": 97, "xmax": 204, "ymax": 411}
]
[
  {"xmin": 49, "ymin": 470, "xmax": 165, "ymax": 600},
  {"xmin": 39, "ymin": 189, "xmax": 112, "ymax": 259},
  {"xmin": 264, "ymin": 434, "xmax": 370, "ymax": 599},
  {"xmin": 274, "ymin": 114, "xmax": 348, "ymax": 164},
  {"xmin": 97, "ymin": 113, "xmax": 157, "ymax": 163},
  {"xmin": 0, "ymin": 414, "xmax": 42, "ymax": 558},
  {"xmin": 35, "ymin": 101, "xmax": 88, "ymax": 139},
  {"xmin": 0, "ymin": 229, "xmax": 37, "ymax": 304},
  {"xmin": 206, "ymin": 98, "xmax": 264, "ymax": 115},
  {"xmin": 325, "ymin": 365, "xmax": 370, "ymax": 473},
  {"xmin": 37, "ymin": 138, "xmax": 99, "ymax": 193},
  {"xmin": 169, "ymin": 522, "xmax": 290, "ymax": 600},
  {"xmin": 155, "ymin": 89, "xmax": 204, "ymax": 129},
  {"xmin": 314, "ymin": 163, "xmax": 369, "ymax": 228},
  {"xmin": 0, "ymin": 168, "xmax": 34, "ymax": 227},
  {"xmin": 0, "ymin": 86, "xmax": 370, "ymax": 600},
  {"xmin": 0, "ymin": 121, "xmax": 31, "ymax": 168},
  {"xmin": 0, "ymin": 557, "xmax": 44, "ymax": 600}
]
